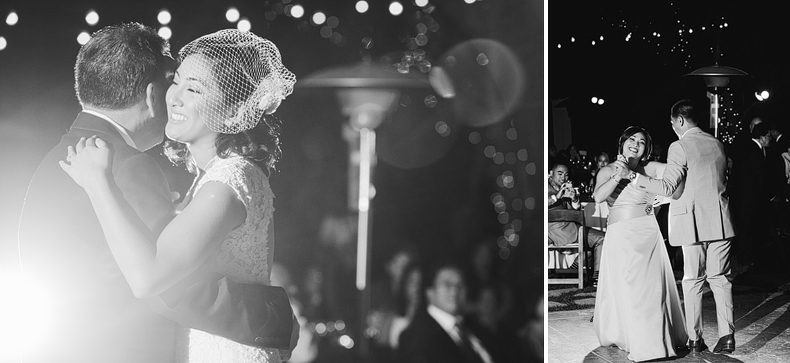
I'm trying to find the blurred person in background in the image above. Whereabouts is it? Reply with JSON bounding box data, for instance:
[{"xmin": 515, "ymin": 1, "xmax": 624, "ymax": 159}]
[
  {"xmin": 589, "ymin": 152, "xmax": 610, "ymax": 190},
  {"xmin": 368, "ymin": 244, "xmax": 421, "ymax": 362},
  {"xmin": 397, "ymin": 260, "xmax": 498, "ymax": 363}
]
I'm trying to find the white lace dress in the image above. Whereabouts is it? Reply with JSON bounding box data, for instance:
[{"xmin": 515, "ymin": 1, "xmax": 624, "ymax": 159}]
[{"xmin": 175, "ymin": 153, "xmax": 281, "ymax": 363}]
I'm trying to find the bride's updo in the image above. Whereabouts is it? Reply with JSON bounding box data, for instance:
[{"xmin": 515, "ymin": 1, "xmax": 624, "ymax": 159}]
[
  {"xmin": 163, "ymin": 29, "xmax": 295, "ymax": 175},
  {"xmin": 617, "ymin": 126, "xmax": 653, "ymax": 164}
]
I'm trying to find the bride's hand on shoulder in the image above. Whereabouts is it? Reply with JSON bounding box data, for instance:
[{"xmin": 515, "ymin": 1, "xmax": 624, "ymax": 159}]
[{"xmin": 59, "ymin": 136, "xmax": 114, "ymax": 189}]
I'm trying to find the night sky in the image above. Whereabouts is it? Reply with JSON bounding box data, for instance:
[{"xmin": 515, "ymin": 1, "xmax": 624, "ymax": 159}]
[
  {"xmin": 0, "ymin": 0, "xmax": 542, "ymax": 340},
  {"xmin": 550, "ymin": 1, "xmax": 790, "ymax": 158}
]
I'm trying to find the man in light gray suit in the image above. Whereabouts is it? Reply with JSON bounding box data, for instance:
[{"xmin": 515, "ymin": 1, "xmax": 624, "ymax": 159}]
[{"xmin": 617, "ymin": 99, "xmax": 736, "ymax": 355}]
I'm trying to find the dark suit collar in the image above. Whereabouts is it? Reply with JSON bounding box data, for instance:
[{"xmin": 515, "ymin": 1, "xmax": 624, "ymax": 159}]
[{"xmin": 69, "ymin": 111, "xmax": 127, "ymax": 145}]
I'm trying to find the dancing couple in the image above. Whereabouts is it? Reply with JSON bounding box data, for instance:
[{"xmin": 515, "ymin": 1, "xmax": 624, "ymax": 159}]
[
  {"xmin": 19, "ymin": 23, "xmax": 297, "ymax": 362},
  {"xmin": 592, "ymin": 99, "xmax": 736, "ymax": 361}
]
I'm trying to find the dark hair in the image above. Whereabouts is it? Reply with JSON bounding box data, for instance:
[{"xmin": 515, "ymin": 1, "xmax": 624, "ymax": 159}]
[
  {"xmin": 394, "ymin": 261, "xmax": 424, "ymax": 316},
  {"xmin": 768, "ymin": 121, "xmax": 784, "ymax": 135},
  {"xmin": 751, "ymin": 122, "xmax": 770, "ymax": 138},
  {"xmin": 422, "ymin": 259, "xmax": 466, "ymax": 293},
  {"xmin": 75, "ymin": 22, "xmax": 175, "ymax": 109},
  {"xmin": 617, "ymin": 126, "xmax": 653, "ymax": 163},
  {"xmin": 163, "ymin": 115, "xmax": 282, "ymax": 175},
  {"xmin": 162, "ymin": 38, "xmax": 283, "ymax": 174},
  {"xmin": 670, "ymin": 99, "xmax": 702, "ymax": 125},
  {"xmin": 550, "ymin": 161, "xmax": 568, "ymax": 171}
]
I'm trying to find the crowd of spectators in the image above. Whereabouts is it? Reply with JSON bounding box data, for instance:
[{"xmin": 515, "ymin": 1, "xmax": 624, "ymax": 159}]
[{"xmin": 272, "ymin": 214, "xmax": 541, "ymax": 363}]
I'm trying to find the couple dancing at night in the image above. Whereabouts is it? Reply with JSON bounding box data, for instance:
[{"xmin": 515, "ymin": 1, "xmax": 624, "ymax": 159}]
[
  {"xmin": 18, "ymin": 23, "xmax": 298, "ymax": 362},
  {"xmin": 591, "ymin": 99, "xmax": 736, "ymax": 362}
]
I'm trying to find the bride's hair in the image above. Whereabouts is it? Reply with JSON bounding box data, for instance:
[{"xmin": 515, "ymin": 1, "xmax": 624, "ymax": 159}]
[
  {"xmin": 162, "ymin": 29, "xmax": 293, "ymax": 175},
  {"xmin": 617, "ymin": 126, "xmax": 652, "ymax": 164}
]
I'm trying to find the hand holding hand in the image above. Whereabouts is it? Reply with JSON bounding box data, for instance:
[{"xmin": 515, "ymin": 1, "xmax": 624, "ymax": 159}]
[{"xmin": 59, "ymin": 136, "xmax": 114, "ymax": 190}]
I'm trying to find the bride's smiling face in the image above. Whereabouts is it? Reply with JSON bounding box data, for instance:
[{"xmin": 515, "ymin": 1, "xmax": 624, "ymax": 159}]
[
  {"xmin": 621, "ymin": 132, "xmax": 647, "ymax": 160},
  {"xmin": 165, "ymin": 55, "xmax": 222, "ymax": 144}
]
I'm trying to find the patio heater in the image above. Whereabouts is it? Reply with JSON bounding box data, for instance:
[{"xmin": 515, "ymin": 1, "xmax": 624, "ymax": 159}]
[
  {"xmin": 685, "ymin": 63, "xmax": 748, "ymax": 138},
  {"xmin": 298, "ymin": 60, "xmax": 430, "ymax": 357}
]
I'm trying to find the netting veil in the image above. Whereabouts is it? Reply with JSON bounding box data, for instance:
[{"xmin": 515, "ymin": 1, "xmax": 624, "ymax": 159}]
[{"xmin": 179, "ymin": 29, "xmax": 296, "ymax": 134}]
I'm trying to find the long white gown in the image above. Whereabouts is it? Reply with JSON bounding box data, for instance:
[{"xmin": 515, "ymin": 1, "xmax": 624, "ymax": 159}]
[
  {"xmin": 175, "ymin": 153, "xmax": 281, "ymax": 363},
  {"xmin": 593, "ymin": 180, "xmax": 687, "ymax": 362}
]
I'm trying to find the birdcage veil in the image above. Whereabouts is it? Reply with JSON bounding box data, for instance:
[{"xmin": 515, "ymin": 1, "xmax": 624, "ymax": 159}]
[{"xmin": 178, "ymin": 29, "xmax": 296, "ymax": 134}]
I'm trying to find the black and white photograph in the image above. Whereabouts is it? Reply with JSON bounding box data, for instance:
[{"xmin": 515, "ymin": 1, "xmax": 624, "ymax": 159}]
[
  {"xmin": 0, "ymin": 1, "xmax": 541, "ymax": 363},
  {"xmin": 549, "ymin": 1, "xmax": 790, "ymax": 362}
]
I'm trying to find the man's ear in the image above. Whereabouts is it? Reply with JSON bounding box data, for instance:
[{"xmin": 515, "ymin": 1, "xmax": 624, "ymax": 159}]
[{"xmin": 144, "ymin": 82, "xmax": 165, "ymax": 118}]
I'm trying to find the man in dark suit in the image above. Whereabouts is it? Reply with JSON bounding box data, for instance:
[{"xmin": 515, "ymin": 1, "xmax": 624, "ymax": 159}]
[
  {"xmin": 729, "ymin": 122, "xmax": 772, "ymax": 267},
  {"xmin": 17, "ymin": 23, "xmax": 294, "ymax": 363},
  {"xmin": 767, "ymin": 122, "xmax": 789, "ymax": 200},
  {"xmin": 397, "ymin": 261, "xmax": 496, "ymax": 363}
]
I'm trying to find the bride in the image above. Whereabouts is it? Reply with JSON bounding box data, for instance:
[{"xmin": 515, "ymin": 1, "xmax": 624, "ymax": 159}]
[
  {"xmin": 61, "ymin": 29, "xmax": 296, "ymax": 362},
  {"xmin": 591, "ymin": 126, "xmax": 687, "ymax": 362}
]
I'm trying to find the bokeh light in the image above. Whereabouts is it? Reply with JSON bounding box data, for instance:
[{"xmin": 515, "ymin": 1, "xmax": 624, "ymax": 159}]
[
  {"xmin": 415, "ymin": 0, "xmax": 429, "ymax": 7},
  {"xmin": 157, "ymin": 10, "xmax": 171, "ymax": 25},
  {"xmin": 290, "ymin": 4, "xmax": 305, "ymax": 18},
  {"xmin": 158, "ymin": 26, "xmax": 172, "ymax": 40},
  {"xmin": 312, "ymin": 12, "xmax": 326, "ymax": 25},
  {"xmin": 85, "ymin": 10, "xmax": 99, "ymax": 26},
  {"xmin": 436, "ymin": 39, "xmax": 526, "ymax": 127},
  {"xmin": 389, "ymin": 2, "xmax": 404, "ymax": 16},
  {"xmin": 226, "ymin": 7, "xmax": 240, "ymax": 22},
  {"xmin": 355, "ymin": 1, "xmax": 369, "ymax": 13},
  {"xmin": 237, "ymin": 18, "xmax": 251, "ymax": 31},
  {"xmin": 0, "ymin": 37, "xmax": 7, "ymax": 51},
  {"xmin": 6, "ymin": 11, "xmax": 19, "ymax": 26},
  {"xmin": 327, "ymin": 16, "xmax": 339, "ymax": 28},
  {"xmin": 76, "ymin": 31, "xmax": 91, "ymax": 45},
  {"xmin": 339, "ymin": 334, "xmax": 354, "ymax": 349}
]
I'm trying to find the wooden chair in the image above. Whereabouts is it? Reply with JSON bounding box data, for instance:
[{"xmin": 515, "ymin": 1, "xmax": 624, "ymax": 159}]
[{"xmin": 548, "ymin": 208, "xmax": 593, "ymax": 288}]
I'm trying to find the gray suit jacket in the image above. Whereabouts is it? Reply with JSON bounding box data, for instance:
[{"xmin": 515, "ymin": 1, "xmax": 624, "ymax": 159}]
[{"xmin": 633, "ymin": 127, "xmax": 735, "ymax": 246}]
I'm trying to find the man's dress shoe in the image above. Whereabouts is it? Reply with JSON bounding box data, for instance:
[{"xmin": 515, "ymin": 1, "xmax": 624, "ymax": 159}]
[
  {"xmin": 688, "ymin": 339, "xmax": 707, "ymax": 355},
  {"xmin": 713, "ymin": 334, "xmax": 735, "ymax": 354}
]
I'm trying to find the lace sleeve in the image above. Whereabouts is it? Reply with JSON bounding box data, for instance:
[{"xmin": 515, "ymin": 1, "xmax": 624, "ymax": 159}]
[
  {"xmin": 196, "ymin": 157, "xmax": 253, "ymax": 209},
  {"xmin": 195, "ymin": 155, "xmax": 274, "ymax": 284}
]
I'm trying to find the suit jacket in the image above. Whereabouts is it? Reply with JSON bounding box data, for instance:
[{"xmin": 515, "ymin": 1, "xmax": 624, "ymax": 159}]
[
  {"xmin": 766, "ymin": 134, "xmax": 788, "ymax": 195},
  {"xmin": 730, "ymin": 137, "xmax": 770, "ymax": 214},
  {"xmin": 17, "ymin": 112, "xmax": 293, "ymax": 363},
  {"xmin": 397, "ymin": 309, "xmax": 489, "ymax": 363},
  {"xmin": 633, "ymin": 127, "xmax": 735, "ymax": 246}
]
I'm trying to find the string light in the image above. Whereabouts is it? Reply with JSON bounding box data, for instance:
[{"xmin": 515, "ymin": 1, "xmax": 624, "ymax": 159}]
[
  {"xmin": 157, "ymin": 9, "xmax": 171, "ymax": 25},
  {"xmin": 76, "ymin": 31, "xmax": 90, "ymax": 45},
  {"xmin": 355, "ymin": 1, "xmax": 369, "ymax": 13},
  {"xmin": 225, "ymin": 7, "xmax": 240, "ymax": 23},
  {"xmin": 6, "ymin": 11, "xmax": 18, "ymax": 26},
  {"xmin": 237, "ymin": 17, "xmax": 251, "ymax": 31},
  {"xmin": 85, "ymin": 10, "xmax": 99, "ymax": 26}
]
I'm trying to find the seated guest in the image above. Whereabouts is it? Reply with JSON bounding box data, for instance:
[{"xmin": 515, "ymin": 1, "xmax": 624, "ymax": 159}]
[
  {"xmin": 548, "ymin": 162, "xmax": 604, "ymax": 285},
  {"xmin": 397, "ymin": 261, "xmax": 498, "ymax": 363},
  {"xmin": 589, "ymin": 152, "xmax": 610, "ymax": 190}
]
